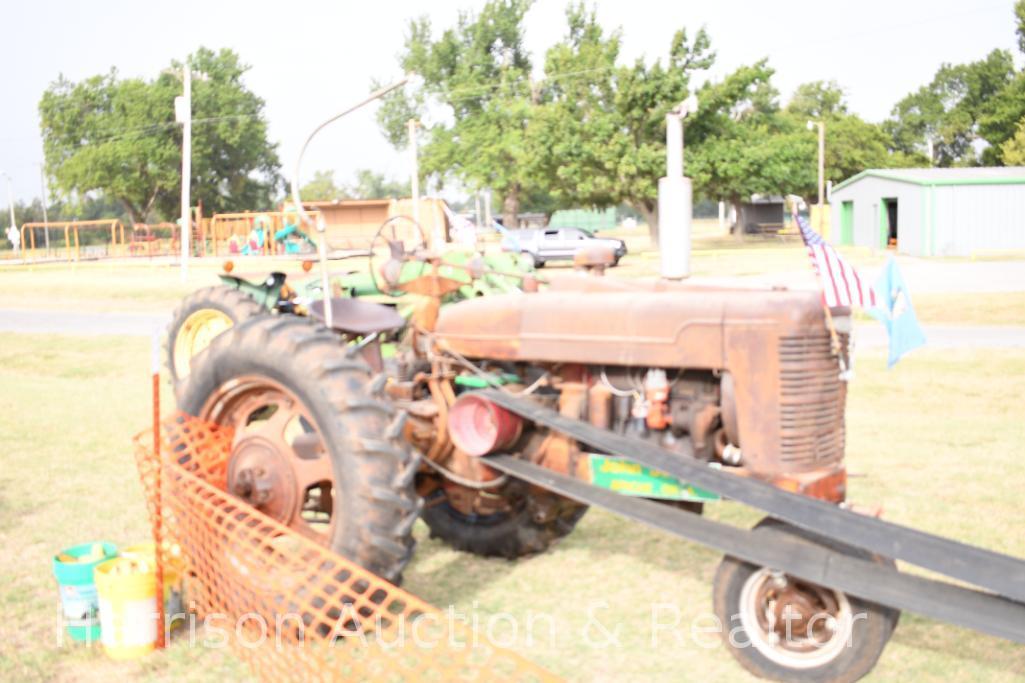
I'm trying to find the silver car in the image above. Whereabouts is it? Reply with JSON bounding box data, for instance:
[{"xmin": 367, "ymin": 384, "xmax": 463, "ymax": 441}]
[{"xmin": 501, "ymin": 227, "xmax": 627, "ymax": 267}]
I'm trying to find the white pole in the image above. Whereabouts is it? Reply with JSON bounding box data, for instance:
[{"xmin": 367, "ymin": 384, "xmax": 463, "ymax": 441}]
[
  {"xmin": 180, "ymin": 64, "xmax": 192, "ymax": 282},
  {"xmin": 2, "ymin": 173, "xmax": 16, "ymax": 255},
  {"xmin": 666, "ymin": 114, "xmax": 683, "ymax": 179},
  {"xmin": 483, "ymin": 189, "xmax": 492, "ymax": 228},
  {"xmin": 474, "ymin": 192, "xmax": 482, "ymax": 228},
  {"xmin": 658, "ymin": 96, "xmax": 697, "ymax": 279},
  {"xmin": 408, "ymin": 119, "xmax": 425, "ymax": 242},
  {"xmin": 39, "ymin": 165, "xmax": 50, "ymax": 256},
  {"xmin": 718, "ymin": 200, "xmax": 725, "ymax": 233}
]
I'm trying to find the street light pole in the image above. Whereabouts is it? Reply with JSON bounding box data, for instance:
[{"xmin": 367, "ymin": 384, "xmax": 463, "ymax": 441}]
[
  {"xmin": 289, "ymin": 77, "xmax": 410, "ymax": 330},
  {"xmin": 39, "ymin": 164, "xmax": 51, "ymax": 256},
  {"xmin": 407, "ymin": 118, "xmax": 423, "ymax": 241},
  {"xmin": 807, "ymin": 120, "xmax": 825, "ymax": 230},
  {"xmin": 178, "ymin": 65, "xmax": 192, "ymax": 282}
]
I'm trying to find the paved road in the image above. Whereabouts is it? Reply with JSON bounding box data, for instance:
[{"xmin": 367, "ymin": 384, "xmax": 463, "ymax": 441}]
[
  {"xmin": 0, "ymin": 309, "xmax": 169, "ymax": 337},
  {"xmin": 854, "ymin": 324, "xmax": 1025, "ymax": 349},
  {"xmin": 1, "ymin": 308, "xmax": 1024, "ymax": 349}
]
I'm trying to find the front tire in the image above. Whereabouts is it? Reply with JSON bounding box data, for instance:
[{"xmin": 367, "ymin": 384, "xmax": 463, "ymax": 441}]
[
  {"xmin": 178, "ymin": 316, "xmax": 421, "ymax": 583},
  {"xmin": 712, "ymin": 518, "xmax": 898, "ymax": 683},
  {"xmin": 166, "ymin": 285, "xmax": 265, "ymax": 393}
]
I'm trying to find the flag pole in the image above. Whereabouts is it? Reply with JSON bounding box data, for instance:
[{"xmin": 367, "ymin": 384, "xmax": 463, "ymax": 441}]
[{"xmin": 792, "ymin": 202, "xmax": 848, "ymax": 378}]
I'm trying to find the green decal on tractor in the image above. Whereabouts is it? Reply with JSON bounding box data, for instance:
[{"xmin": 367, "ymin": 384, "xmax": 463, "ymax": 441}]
[{"xmin": 588, "ymin": 454, "xmax": 720, "ymax": 503}]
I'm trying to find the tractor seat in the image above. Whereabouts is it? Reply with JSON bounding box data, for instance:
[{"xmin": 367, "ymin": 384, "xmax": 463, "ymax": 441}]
[{"xmin": 309, "ymin": 298, "xmax": 406, "ymax": 336}]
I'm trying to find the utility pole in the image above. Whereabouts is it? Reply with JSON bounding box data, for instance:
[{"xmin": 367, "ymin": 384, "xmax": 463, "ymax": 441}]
[
  {"xmin": 2, "ymin": 172, "xmax": 16, "ymax": 255},
  {"xmin": 658, "ymin": 95, "xmax": 698, "ymax": 279},
  {"xmin": 807, "ymin": 120, "xmax": 825, "ymax": 231},
  {"xmin": 407, "ymin": 119, "xmax": 425, "ymax": 243},
  {"xmin": 175, "ymin": 64, "xmax": 192, "ymax": 282},
  {"xmin": 39, "ymin": 164, "xmax": 51, "ymax": 256}
]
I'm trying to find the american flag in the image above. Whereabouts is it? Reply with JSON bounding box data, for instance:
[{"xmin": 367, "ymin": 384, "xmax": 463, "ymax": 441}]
[{"xmin": 795, "ymin": 210, "xmax": 876, "ymax": 309}]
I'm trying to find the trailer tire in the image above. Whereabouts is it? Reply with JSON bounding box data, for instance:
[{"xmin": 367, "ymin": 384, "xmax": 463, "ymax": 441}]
[
  {"xmin": 712, "ymin": 518, "xmax": 899, "ymax": 683},
  {"xmin": 178, "ymin": 315, "xmax": 422, "ymax": 584},
  {"xmin": 421, "ymin": 487, "xmax": 586, "ymax": 559},
  {"xmin": 166, "ymin": 285, "xmax": 265, "ymax": 394}
]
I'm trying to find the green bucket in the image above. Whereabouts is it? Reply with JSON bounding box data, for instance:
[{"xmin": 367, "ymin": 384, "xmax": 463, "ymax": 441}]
[{"xmin": 53, "ymin": 542, "xmax": 118, "ymax": 643}]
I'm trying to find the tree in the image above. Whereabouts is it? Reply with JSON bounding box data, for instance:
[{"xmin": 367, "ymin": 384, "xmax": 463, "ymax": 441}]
[
  {"xmin": 347, "ymin": 169, "xmax": 408, "ymax": 199},
  {"xmin": 525, "ymin": 4, "xmax": 724, "ymax": 242},
  {"xmin": 885, "ymin": 50, "xmax": 1015, "ymax": 166},
  {"xmin": 783, "ymin": 81, "xmax": 923, "ymax": 187},
  {"xmin": 688, "ymin": 87, "xmax": 816, "ymax": 238},
  {"xmin": 1000, "ymin": 117, "xmax": 1025, "ymax": 164},
  {"xmin": 786, "ymin": 80, "xmax": 848, "ymax": 119},
  {"xmin": 39, "ymin": 47, "xmax": 281, "ymax": 224},
  {"xmin": 377, "ymin": 0, "xmax": 537, "ymax": 227},
  {"xmin": 162, "ymin": 48, "xmax": 281, "ymax": 217},
  {"xmin": 1017, "ymin": 0, "xmax": 1025, "ymax": 54},
  {"xmin": 300, "ymin": 170, "xmax": 346, "ymax": 201}
]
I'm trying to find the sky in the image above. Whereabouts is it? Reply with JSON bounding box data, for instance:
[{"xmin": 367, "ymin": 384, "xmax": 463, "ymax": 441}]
[{"xmin": 1, "ymin": 0, "xmax": 1020, "ymax": 204}]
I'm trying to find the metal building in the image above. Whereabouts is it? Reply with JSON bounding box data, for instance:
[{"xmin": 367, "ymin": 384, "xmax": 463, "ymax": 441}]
[{"xmin": 829, "ymin": 167, "xmax": 1025, "ymax": 256}]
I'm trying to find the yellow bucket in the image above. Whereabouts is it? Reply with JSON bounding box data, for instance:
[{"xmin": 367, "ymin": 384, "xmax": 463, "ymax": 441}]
[
  {"xmin": 94, "ymin": 556, "xmax": 158, "ymax": 659},
  {"xmin": 122, "ymin": 543, "xmax": 185, "ymax": 625}
]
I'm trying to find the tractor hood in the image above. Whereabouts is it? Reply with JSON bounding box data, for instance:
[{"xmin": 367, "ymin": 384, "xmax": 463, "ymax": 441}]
[{"xmin": 434, "ymin": 275, "xmax": 829, "ymax": 370}]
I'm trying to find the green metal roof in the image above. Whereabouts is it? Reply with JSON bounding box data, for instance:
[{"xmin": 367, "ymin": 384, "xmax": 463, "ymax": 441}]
[{"xmin": 832, "ymin": 167, "xmax": 1025, "ymax": 192}]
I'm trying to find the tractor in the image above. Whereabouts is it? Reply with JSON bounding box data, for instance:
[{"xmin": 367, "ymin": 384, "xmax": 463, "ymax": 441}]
[{"xmin": 168, "ymin": 221, "xmax": 899, "ymax": 683}]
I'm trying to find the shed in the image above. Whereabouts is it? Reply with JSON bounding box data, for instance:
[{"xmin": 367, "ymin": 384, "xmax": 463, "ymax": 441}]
[
  {"xmin": 302, "ymin": 198, "xmax": 449, "ymax": 249},
  {"xmin": 829, "ymin": 167, "xmax": 1025, "ymax": 256}
]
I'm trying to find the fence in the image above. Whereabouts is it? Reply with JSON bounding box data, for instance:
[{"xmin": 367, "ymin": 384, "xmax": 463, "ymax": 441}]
[
  {"xmin": 133, "ymin": 414, "xmax": 555, "ymax": 681},
  {"xmin": 19, "ymin": 219, "xmax": 127, "ymax": 261}
]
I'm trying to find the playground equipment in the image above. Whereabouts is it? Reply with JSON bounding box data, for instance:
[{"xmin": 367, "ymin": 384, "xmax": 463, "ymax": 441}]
[
  {"xmin": 209, "ymin": 209, "xmax": 322, "ymax": 257},
  {"xmin": 20, "ymin": 219, "xmax": 126, "ymax": 261},
  {"xmin": 128, "ymin": 223, "xmax": 177, "ymax": 257}
]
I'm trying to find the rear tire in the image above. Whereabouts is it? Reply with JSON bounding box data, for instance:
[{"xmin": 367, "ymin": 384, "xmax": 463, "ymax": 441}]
[
  {"xmin": 178, "ymin": 316, "xmax": 422, "ymax": 583},
  {"xmin": 421, "ymin": 486, "xmax": 585, "ymax": 559},
  {"xmin": 530, "ymin": 254, "xmax": 545, "ymax": 268},
  {"xmin": 712, "ymin": 518, "xmax": 899, "ymax": 683},
  {"xmin": 166, "ymin": 285, "xmax": 265, "ymax": 394}
]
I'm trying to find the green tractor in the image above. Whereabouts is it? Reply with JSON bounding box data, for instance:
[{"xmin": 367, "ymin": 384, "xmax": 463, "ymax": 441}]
[{"xmin": 166, "ymin": 217, "xmax": 533, "ymax": 394}]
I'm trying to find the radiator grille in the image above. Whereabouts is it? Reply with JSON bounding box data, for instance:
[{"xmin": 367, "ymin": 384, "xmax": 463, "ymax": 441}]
[{"xmin": 778, "ymin": 334, "xmax": 847, "ymax": 468}]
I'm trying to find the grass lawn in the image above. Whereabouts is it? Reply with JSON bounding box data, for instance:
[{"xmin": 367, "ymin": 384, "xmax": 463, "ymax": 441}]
[{"xmin": 1, "ymin": 331, "xmax": 1023, "ymax": 682}]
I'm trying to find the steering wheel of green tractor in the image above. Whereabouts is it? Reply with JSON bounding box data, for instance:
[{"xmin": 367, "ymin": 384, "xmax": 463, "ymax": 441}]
[{"xmin": 369, "ymin": 215, "xmax": 428, "ymax": 297}]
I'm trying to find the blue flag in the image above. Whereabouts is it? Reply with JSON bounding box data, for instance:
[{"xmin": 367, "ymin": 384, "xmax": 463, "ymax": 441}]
[{"xmin": 868, "ymin": 257, "xmax": 926, "ymax": 367}]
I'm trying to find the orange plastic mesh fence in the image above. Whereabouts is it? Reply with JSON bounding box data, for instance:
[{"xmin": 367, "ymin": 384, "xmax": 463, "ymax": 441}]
[{"xmin": 133, "ymin": 413, "xmax": 557, "ymax": 682}]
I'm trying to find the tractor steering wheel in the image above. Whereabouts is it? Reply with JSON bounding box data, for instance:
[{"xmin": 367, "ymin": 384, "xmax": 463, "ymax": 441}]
[{"xmin": 368, "ymin": 215, "xmax": 428, "ymax": 297}]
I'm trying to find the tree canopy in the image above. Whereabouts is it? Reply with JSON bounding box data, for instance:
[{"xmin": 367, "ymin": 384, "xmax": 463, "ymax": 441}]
[
  {"xmin": 39, "ymin": 47, "xmax": 281, "ymax": 224},
  {"xmin": 377, "ymin": 0, "xmax": 537, "ymax": 226},
  {"xmin": 376, "ymin": 2, "xmax": 929, "ymax": 240},
  {"xmin": 300, "ymin": 169, "xmax": 409, "ymax": 201}
]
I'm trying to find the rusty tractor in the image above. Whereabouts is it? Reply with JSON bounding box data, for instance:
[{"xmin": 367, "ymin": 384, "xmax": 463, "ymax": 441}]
[{"xmin": 169, "ymin": 231, "xmax": 1025, "ymax": 682}]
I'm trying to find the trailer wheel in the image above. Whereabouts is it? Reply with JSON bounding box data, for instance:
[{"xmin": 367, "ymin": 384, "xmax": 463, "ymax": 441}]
[
  {"xmin": 713, "ymin": 518, "xmax": 899, "ymax": 683},
  {"xmin": 421, "ymin": 487, "xmax": 586, "ymax": 559},
  {"xmin": 178, "ymin": 316, "xmax": 421, "ymax": 583},
  {"xmin": 167, "ymin": 285, "xmax": 265, "ymax": 392}
]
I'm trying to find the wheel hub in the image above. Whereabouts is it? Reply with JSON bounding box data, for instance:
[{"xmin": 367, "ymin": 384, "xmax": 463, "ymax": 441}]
[
  {"xmin": 227, "ymin": 435, "xmax": 299, "ymax": 525},
  {"xmin": 739, "ymin": 567, "xmax": 853, "ymax": 668},
  {"xmin": 202, "ymin": 376, "xmax": 337, "ymax": 542}
]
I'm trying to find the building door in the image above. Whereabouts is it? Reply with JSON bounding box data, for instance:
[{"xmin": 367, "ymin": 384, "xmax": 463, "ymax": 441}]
[
  {"xmin": 840, "ymin": 201, "xmax": 854, "ymax": 245},
  {"xmin": 879, "ymin": 198, "xmax": 898, "ymax": 248}
]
